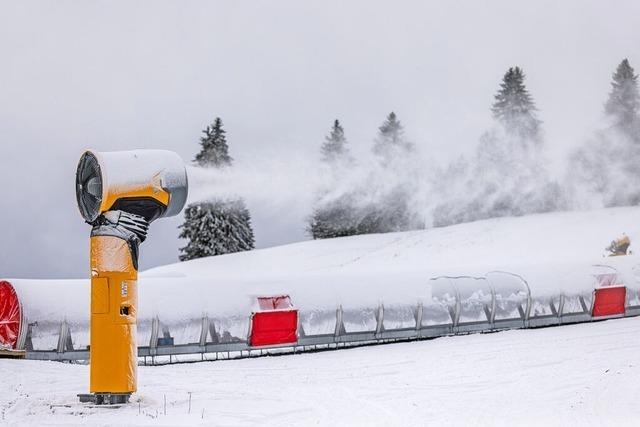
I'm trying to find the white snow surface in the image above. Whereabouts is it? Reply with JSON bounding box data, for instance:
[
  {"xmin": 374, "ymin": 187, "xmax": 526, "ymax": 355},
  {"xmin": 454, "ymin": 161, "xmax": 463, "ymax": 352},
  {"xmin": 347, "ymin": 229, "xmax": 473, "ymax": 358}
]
[
  {"xmin": 142, "ymin": 206, "xmax": 640, "ymax": 314},
  {"xmin": 2, "ymin": 316, "xmax": 639, "ymax": 426},
  {"xmin": 6, "ymin": 207, "xmax": 640, "ymax": 326}
]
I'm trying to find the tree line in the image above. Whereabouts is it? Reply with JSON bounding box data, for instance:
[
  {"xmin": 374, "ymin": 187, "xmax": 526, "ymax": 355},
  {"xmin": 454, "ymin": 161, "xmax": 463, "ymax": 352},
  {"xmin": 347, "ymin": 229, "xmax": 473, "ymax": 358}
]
[{"xmin": 179, "ymin": 58, "xmax": 640, "ymax": 260}]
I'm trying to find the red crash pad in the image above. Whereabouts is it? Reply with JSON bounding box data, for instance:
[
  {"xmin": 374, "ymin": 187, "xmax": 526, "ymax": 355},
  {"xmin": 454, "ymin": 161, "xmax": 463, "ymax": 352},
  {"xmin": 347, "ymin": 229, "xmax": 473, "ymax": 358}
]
[
  {"xmin": 0, "ymin": 281, "xmax": 22, "ymax": 349},
  {"xmin": 250, "ymin": 295, "xmax": 298, "ymax": 347},
  {"xmin": 592, "ymin": 286, "xmax": 626, "ymax": 317}
]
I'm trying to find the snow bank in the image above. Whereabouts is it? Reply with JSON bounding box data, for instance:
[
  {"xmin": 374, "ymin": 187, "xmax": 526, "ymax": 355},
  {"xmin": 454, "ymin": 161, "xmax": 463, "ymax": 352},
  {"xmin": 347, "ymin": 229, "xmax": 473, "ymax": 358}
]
[
  {"xmin": 146, "ymin": 206, "xmax": 640, "ymax": 297},
  {"xmin": 5, "ymin": 207, "xmax": 640, "ymax": 338}
]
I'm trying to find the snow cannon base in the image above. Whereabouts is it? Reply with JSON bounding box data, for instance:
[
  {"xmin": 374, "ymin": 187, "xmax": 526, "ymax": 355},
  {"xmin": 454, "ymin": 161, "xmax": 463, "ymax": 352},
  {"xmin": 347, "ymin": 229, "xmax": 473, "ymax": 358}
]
[{"xmin": 78, "ymin": 393, "xmax": 131, "ymax": 405}]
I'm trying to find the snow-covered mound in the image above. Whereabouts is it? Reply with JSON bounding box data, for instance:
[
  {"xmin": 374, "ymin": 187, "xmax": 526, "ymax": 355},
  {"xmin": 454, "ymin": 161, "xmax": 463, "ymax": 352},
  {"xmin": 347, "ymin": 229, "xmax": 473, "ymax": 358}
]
[
  {"xmin": 5, "ymin": 207, "xmax": 640, "ymax": 350},
  {"xmin": 144, "ymin": 206, "xmax": 640, "ymax": 299}
]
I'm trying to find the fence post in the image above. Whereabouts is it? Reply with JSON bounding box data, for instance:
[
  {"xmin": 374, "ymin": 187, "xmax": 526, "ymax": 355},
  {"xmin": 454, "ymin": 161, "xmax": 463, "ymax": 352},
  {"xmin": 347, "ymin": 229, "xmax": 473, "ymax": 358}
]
[
  {"xmin": 334, "ymin": 305, "xmax": 345, "ymax": 339},
  {"xmin": 375, "ymin": 304, "xmax": 384, "ymax": 336},
  {"xmin": 415, "ymin": 302, "xmax": 423, "ymax": 333},
  {"xmin": 558, "ymin": 294, "xmax": 565, "ymax": 321},
  {"xmin": 150, "ymin": 316, "xmax": 159, "ymax": 358},
  {"xmin": 453, "ymin": 288, "xmax": 461, "ymax": 328},
  {"xmin": 16, "ymin": 311, "xmax": 28, "ymax": 351},
  {"xmin": 199, "ymin": 316, "xmax": 209, "ymax": 353},
  {"xmin": 490, "ymin": 288, "xmax": 497, "ymax": 324},
  {"xmin": 56, "ymin": 320, "xmax": 69, "ymax": 354}
]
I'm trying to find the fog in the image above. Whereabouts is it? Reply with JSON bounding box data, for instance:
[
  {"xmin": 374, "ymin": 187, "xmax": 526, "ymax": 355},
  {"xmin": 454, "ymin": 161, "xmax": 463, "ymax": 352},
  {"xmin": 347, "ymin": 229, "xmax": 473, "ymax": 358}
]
[{"xmin": 1, "ymin": 1, "xmax": 639, "ymax": 278}]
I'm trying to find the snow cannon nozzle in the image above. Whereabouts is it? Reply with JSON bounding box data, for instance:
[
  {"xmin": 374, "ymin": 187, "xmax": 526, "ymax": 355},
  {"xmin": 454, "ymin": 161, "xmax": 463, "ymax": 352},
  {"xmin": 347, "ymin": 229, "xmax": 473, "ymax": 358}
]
[{"xmin": 75, "ymin": 149, "xmax": 189, "ymax": 224}]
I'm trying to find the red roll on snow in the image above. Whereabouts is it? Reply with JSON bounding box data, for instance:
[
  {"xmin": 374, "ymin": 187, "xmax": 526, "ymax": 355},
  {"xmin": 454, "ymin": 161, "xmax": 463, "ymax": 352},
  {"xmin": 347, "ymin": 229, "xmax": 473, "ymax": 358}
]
[
  {"xmin": 250, "ymin": 295, "xmax": 298, "ymax": 347},
  {"xmin": 0, "ymin": 281, "xmax": 22, "ymax": 349}
]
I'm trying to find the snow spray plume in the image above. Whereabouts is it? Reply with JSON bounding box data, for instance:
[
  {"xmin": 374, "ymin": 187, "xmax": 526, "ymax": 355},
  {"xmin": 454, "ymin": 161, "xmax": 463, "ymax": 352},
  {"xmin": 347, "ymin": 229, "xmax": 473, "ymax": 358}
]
[
  {"xmin": 185, "ymin": 146, "xmax": 437, "ymax": 233},
  {"xmin": 565, "ymin": 124, "xmax": 640, "ymax": 209}
]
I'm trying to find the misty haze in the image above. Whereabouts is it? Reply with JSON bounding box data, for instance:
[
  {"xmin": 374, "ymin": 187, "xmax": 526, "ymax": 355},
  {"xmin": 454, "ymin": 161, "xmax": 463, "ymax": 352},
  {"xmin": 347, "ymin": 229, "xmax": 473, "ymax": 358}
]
[
  {"xmin": 3, "ymin": 2, "xmax": 640, "ymax": 426},
  {"xmin": 2, "ymin": 1, "xmax": 639, "ymax": 278}
]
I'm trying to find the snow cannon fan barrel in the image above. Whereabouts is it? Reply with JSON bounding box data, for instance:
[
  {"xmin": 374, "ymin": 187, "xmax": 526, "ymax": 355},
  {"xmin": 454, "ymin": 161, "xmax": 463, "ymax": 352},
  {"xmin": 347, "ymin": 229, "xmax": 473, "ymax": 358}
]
[
  {"xmin": 75, "ymin": 150, "xmax": 188, "ymax": 405},
  {"xmin": 76, "ymin": 149, "xmax": 188, "ymax": 224}
]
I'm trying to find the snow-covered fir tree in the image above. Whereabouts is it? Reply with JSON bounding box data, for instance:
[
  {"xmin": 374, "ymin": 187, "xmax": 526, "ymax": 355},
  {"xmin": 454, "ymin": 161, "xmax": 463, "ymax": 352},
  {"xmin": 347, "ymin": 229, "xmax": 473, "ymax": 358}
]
[
  {"xmin": 309, "ymin": 120, "xmax": 359, "ymax": 239},
  {"xmin": 373, "ymin": 112, "xmax": 413, "ymax": 158},
  {"xmin": 179, "ymin": 117, "xmax": 255, "ymax": 261},
  {"xmin": 320, "ymin": 120, "xmax": 351, "ymax": 164},
  {"xmin": 604, "ymin": 59, "xmax": 640, "ymax": 139},
  {"xmin": 309, "ymin": 194, "xmax": 362, "ymax": 239},
  {"xmin": 490, "ymin": 66, "xmax": 542, "ymax": 141},
  {"xmin": 567, "ymin": 59, "xmax": 640, "ymax": 207},
  {"xmin": 194, "ymin": 117, "xmax": 233, "ymax": 167},
  {"xmin": 360, "ymin": 112, "xmax": 422, "ymax": 233},
  {"xmin": 310, "ymin": 114, "xmax": 423, "ymax": 239},
  {"xmin": 179, "ymin": 200, "xmax": 254, "ymax": 260},
  {"xmin": 433, "ymin": 67, "xmax": 563, "ymax": 227}
]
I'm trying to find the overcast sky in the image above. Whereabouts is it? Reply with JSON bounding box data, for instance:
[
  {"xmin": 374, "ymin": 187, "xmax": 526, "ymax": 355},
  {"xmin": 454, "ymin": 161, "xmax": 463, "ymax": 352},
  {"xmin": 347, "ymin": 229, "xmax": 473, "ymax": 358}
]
[{"xmin": 1, "ymin": 0, "xmax": 639, "ymax": 279}]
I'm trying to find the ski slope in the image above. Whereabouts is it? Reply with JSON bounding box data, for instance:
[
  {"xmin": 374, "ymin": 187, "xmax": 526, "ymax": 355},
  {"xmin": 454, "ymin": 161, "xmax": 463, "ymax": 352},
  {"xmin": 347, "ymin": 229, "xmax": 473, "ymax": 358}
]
[{"xmin": 1, "ymin": 316, "xmax": 639, "ymax": 426}]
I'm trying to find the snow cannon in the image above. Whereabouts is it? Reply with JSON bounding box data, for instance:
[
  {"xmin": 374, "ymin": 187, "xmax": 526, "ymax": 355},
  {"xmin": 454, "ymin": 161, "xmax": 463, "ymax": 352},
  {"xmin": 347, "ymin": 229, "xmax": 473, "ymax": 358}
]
[{"xmin": 75, "ymin": 149, "xmax": 188, "ymax": 405}]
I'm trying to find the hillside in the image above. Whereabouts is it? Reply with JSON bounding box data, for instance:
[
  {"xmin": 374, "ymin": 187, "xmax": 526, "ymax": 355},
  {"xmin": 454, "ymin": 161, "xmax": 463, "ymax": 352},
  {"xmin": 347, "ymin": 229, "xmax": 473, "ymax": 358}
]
[{"xmin": 143, "ymin": 206, "xmax": 640, "ymax": 306}]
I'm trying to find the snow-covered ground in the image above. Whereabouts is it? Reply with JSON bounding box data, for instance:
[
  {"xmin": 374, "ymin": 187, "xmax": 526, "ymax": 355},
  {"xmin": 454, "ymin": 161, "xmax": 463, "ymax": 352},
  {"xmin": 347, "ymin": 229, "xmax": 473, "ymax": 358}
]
[
  {"xmin": 2, "ymin": 316, "xmax": 639, "ymax": 426},
  {"xmin": 10, "ymin": 206, "xmax": 640, "ymax": 330}
]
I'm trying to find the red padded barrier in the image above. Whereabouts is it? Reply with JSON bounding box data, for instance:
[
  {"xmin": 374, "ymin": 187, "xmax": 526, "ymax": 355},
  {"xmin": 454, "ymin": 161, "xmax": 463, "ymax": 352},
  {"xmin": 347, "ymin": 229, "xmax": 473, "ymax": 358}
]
[
  {"xmin": 592, "ymin": 286, "xmax": 626, "ymax": 317},
  {"xmin": 250, "ymin": 310, "xmax": 298, "ymax": 347},
  {"xmin": 0, "ymin": 280, "xmax": 21, "ymax": 349}
]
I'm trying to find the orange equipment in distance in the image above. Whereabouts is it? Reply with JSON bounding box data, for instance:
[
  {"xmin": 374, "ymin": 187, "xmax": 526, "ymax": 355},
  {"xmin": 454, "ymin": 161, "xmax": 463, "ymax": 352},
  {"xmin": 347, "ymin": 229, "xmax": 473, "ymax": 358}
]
[{"xmin": 606, "ymin": 234, "xmax": 631, "ymax": 257}]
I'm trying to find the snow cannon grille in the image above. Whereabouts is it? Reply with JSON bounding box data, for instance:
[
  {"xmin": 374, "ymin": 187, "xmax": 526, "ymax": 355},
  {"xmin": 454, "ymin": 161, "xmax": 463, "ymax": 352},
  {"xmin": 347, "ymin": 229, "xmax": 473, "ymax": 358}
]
[{"xmin": 75, "ymin": 151, "xmax": 103, "ymax": 223}]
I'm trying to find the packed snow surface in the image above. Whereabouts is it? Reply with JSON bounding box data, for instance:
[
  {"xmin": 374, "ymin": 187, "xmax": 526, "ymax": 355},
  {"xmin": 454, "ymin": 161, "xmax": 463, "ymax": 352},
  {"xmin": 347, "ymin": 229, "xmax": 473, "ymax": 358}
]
[{"xmin": 2, "ymin": 316, "xmax": 639, "ymax": 426}]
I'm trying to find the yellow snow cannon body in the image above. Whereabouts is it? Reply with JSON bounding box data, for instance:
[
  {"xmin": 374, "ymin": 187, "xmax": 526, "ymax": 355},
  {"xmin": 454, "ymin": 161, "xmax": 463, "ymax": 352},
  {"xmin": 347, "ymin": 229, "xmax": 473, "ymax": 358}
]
[
  {"xmin": 606, "ymin": 234, "xmax": 631, "ymax": 257},
  {"xmin": 75, "ymin": 150, "xmax": 188, "ymax": 405}
]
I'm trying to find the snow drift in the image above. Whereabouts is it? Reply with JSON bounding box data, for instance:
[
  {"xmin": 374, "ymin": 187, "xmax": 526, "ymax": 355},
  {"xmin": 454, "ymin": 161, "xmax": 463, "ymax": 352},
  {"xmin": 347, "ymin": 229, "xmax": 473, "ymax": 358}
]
[{"xmin": 3, "ymin": 207, "xmax": 640, "ymax": 352}]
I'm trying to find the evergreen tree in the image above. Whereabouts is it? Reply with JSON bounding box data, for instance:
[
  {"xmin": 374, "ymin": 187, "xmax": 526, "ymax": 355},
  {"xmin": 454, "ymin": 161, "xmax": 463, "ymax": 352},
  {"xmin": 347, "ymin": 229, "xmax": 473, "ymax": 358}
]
[
  {"xmin": 194, "ymin": 117, "xmax": 233, "ymax": 167},
  {"xmin": 309, "ymin": 194, "xmax": 361, "ymax": 239},
  {"xmin": 604, "ymin": 58, "xmax": 640, "ymax": 137},
  {"xmin": 567, "ymin": 59, "xmax": 640, "ymax": 208},
  {"xmin": 179, "ymin": 200, "xmax": 254, "ymax": 260},
  {"xmin": 179, "ymin": 118, "xmax": 255, "ymax": 261},
  {"xmin": 373, "ymin": 112, "xmax": 413, "ymax": 157},
  {"xmin": 321, "ymin": 119, "xmax": 351, "ymax": 164},
  {"xmin": 362, "ymin": 112, "xmax": 421, "ymax": 233},
  {"xmin": 356, "ymin": 186, "xmax": 419, "ymax": 233},
  {"xmin": 491, "ymin": 67, "xmax": 541, "ymax": 140},
  {"xmin": 309, "ymin": 120, "xmax": 358, "ymax": 239},
  {"xmin": 432, "ymin": 67, "xmax": 563, "ymax": 227}
]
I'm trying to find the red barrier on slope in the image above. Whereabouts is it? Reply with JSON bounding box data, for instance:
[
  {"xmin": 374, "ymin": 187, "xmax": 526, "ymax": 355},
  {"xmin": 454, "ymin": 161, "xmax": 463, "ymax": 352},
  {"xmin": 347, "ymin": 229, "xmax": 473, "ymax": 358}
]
[
  {"xmin": 592, "ymin": 286, "xmax": 626, "ymax": 317},
  {"xmin": 0, "ymin": 281, "xmax": 22, "ymax": 349},
  {"xmin": 250, "ymin": 295, "xmax": 298, "ymax": 347}
]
